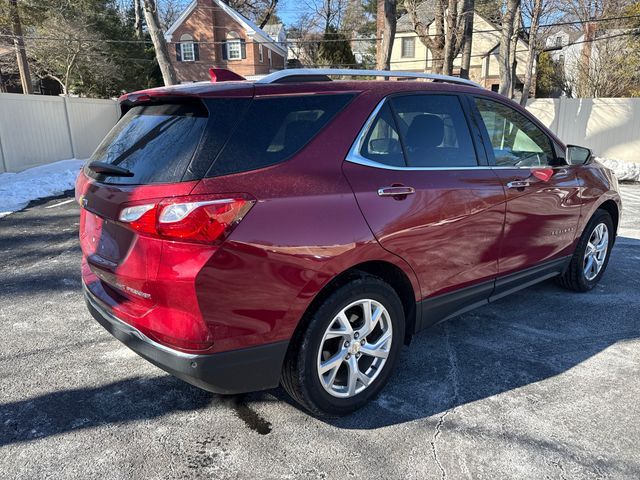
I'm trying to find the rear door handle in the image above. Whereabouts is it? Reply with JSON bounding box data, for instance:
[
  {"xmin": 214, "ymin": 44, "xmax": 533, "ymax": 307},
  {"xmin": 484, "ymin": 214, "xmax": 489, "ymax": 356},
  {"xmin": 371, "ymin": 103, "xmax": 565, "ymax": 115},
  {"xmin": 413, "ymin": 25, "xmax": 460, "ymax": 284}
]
[
  {"xmin": 506, "ymin": 180, "xmax": 530, "ymax": 189},
  {"xmin": 377, "ymin": 186, "xmax": 416, "ymax": 197}
]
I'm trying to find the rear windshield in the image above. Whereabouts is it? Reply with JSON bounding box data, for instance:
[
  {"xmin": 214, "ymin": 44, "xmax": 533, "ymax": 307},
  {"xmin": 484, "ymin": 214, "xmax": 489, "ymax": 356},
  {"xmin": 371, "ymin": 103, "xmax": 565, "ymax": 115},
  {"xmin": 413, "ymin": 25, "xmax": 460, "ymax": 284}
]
[
  {"xmin": 206, "ymin": 93, "xmax": 355, "ymax": 177},
  {"xmin": 87, "ymin": 102, "xmax": 209, "ymax": 185},
  {"xmin": 87, "ymin": 93, "xmax": 354, "ymax": 184}
]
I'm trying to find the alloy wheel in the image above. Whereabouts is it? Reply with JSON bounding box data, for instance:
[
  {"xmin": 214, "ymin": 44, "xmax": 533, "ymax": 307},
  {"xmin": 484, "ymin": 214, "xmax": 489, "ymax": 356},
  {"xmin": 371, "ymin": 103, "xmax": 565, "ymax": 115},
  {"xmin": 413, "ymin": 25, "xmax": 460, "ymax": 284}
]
[
  {"xmin": 316, "ymin": 299, "xmax": 393, "ymax": 398},
  {"xmin": 583, "ymin": 222, "xmax": 609, "ymax": 281}
]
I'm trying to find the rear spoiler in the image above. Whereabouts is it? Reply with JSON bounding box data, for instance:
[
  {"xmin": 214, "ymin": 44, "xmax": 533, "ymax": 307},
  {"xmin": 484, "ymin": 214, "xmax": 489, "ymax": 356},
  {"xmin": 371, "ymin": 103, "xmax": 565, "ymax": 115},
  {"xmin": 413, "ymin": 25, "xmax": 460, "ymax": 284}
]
[{"xmin": 208, "ymin": 68, "xmax": 246, "ymax": 82}]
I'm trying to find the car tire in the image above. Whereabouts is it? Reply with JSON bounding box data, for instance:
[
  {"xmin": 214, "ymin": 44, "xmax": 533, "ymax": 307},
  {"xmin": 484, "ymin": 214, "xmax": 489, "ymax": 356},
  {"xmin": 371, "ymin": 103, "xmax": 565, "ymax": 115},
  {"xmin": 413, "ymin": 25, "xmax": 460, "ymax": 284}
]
[
  {"xmin": 281, "ymin": 274, "xmax": 405, "ymax": 417},
  {"xmin": 558, "ymin": 209, "xmax": 614, "ymax": 292}
]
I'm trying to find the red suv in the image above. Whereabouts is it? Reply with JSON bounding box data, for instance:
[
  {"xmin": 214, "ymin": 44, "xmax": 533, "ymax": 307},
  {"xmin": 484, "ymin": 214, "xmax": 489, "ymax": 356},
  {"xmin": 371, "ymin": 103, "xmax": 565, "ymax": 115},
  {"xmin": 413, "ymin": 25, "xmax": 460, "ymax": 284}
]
[{"xmin": 77, "ymin": 69, "xmax": 621, "ymax": 416}]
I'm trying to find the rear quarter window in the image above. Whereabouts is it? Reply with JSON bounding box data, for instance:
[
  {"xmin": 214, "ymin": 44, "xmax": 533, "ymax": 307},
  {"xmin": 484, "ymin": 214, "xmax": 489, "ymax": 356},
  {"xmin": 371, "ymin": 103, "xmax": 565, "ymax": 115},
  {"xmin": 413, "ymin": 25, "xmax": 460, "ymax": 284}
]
[{"xmin": 206, "ymin": 93, "xmax": 355, "ymax": 177}]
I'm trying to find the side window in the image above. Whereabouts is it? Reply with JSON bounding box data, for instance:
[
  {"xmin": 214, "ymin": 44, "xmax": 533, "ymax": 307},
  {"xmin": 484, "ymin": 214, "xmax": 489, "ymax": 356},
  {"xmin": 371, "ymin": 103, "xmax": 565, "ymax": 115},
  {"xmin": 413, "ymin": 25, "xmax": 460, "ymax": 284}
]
[
  {"xmin": 390, "ymin": 95, "xmax": 478, "ymax": 167},
  {"xmin": 474, "ymin": 97, "xmax": 556, "ymax": 167},
  {"xmin": 360, "ymin": 103, "xmax": 405, "ymax": 167}
]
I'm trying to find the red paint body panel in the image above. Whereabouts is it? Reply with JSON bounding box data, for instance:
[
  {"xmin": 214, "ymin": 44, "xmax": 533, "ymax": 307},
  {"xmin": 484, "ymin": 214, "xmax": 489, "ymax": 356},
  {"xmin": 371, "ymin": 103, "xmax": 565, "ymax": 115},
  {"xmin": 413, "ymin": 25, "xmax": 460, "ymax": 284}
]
[{"xmin": 78, "ymin": 78, "xmax": 621, "ymax": 366}]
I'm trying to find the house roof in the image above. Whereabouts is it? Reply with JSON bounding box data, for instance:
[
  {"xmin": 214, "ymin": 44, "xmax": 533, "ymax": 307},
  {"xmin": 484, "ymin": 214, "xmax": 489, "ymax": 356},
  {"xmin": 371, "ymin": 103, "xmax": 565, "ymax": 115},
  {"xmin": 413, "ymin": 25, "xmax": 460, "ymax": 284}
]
[
  {"xmin": 397, "ymin": 1, "xmax": 437, "ymax": 33},
  {"xmin": 164, "ymin": 0, "xmax": 287, "ymax": 57}
]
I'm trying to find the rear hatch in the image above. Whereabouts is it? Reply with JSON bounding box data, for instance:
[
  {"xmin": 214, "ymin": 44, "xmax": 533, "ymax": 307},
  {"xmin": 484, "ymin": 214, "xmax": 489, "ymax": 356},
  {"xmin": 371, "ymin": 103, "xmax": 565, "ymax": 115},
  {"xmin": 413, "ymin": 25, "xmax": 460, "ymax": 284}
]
[
  {"xmin": 77, "ymin": 91, "xmax": 255, "ymax": 350},
  {"xmin": 77, "ymin": 85, "xmax": 356, "ymax": 351}
]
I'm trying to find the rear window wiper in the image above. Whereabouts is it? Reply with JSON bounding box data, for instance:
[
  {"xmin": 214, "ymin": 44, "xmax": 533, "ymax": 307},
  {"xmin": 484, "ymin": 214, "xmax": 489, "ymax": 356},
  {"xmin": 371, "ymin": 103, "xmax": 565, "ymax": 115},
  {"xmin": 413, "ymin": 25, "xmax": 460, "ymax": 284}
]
[{"xmin": 87, "ymin": 161, "xmax": 134, "ymax": 177}]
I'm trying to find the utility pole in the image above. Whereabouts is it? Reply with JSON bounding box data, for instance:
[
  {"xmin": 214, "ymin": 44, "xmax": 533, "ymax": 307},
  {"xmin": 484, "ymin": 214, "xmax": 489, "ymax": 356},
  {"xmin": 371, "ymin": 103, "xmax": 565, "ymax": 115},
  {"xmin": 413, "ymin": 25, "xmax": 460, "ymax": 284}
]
[{"xmin": 9, "ymin": 0, "xmax": 33, "ymax": 94}]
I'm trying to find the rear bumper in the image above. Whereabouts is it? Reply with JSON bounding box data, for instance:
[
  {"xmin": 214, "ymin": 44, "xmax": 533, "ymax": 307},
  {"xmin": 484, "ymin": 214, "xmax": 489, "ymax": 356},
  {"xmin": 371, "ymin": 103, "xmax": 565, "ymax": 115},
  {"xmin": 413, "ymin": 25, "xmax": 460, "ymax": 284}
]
[{"xmin": 84, "ymin": 284, "xmax": 288, "ymax": 395}]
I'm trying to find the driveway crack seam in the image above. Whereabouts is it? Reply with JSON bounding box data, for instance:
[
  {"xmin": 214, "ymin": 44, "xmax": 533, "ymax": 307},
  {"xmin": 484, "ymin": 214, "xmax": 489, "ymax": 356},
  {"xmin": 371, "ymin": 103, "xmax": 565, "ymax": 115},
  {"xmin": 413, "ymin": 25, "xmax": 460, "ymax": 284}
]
[{"xmin": 431, "ymin": 324, "xmax": 459, "ymax": 480}]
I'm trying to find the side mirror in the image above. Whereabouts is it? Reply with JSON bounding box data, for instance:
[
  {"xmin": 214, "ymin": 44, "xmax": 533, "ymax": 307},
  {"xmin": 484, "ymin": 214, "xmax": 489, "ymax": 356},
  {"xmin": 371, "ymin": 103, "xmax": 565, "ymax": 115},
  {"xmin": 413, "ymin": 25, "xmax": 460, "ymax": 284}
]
[{"xmin": 566, "ymin": 145, "xmax": 592, "ymax": 165}]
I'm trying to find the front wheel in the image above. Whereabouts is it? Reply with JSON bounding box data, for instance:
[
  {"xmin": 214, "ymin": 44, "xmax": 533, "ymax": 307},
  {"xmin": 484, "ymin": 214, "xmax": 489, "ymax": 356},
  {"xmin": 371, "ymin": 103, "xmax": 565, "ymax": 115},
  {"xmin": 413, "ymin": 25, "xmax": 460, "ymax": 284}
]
[
  {"xmin": 281, "ymin": 275, "xmax": 405, "ymax": 417},
  {"xmin": 558, "ymin": 209, "xmax": 614, "ymax": 292}
]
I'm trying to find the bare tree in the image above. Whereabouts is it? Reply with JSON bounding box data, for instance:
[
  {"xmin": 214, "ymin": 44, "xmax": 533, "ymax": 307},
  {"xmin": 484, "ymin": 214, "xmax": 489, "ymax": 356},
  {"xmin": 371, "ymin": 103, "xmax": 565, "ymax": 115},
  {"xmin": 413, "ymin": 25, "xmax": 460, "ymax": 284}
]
[
  {"xmin": 9, "ymin": 0, "xmax": 33, "ymax": 94},
  {"xmin": 304, "ymin": 0, "xmax": 349, "ymax": 32},
  {"xmin": 498, "ymin": 0, "xmax": 521, "ymax": 96},
  {"xmin": 406, "ymin": 0, "xmax": 445, "ymax": 73},
  {"xmin": 376, "ymin": 0, "xmax": 397, "ymax": 70},
  {"xmin": 29, "ymin": 14, "xmax": 117, "ymax": 95},
  {"xmin": 406, "ymin": 0, "xmax": 473, "ymax": 76},
  {"xmin": 520, "ymin": 0, "xmax": 553, "ymax": 105},
  {"xmin": 143, "ymin": 0, "xmax": 176, "ymax": 86}
]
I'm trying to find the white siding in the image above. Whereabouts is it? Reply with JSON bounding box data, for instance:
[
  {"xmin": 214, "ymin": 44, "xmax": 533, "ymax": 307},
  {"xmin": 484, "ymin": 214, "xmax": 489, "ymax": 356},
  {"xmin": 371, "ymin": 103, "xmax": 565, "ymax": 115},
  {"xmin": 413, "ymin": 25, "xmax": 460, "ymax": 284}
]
[
  {"xmin": 0, "ymin": 93, "xmax": 119, "ymax": 173},
  {"xmin": 527, "ymin": 98, "xmax": 640, "ymax": 164}
]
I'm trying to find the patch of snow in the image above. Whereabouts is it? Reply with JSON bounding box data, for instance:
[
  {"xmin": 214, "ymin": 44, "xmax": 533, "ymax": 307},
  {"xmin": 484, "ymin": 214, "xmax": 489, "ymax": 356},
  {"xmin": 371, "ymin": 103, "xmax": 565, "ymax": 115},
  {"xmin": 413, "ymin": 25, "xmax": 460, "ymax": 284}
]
[
  {"xmin": 596, "ymin": 157, "xmax": 640, "ymax": 183},
  {"xmin": 0, "ymin": 159, "xmax": 85, "ymax": 218}
]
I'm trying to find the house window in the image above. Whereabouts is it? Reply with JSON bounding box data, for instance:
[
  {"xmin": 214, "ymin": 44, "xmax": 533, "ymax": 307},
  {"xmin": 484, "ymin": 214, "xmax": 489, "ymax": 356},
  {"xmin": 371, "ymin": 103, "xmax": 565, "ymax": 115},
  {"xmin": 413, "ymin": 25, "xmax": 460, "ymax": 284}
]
[
  {"xmin": 259, "ymin": 44, "xmax": 264, "ymax": 63},
  {"xmin": 226, "ymin": 31, "xmax": 242, "ymax": 60},
  {"xmin": 401, "ymin": 37, "xmax": 415, "ymax": 58},
  {"xmin": 268, "ymin": 49, "xmax": 272, "ymax": 67},
  {"xmin": 555, "ymin": 35, "xmax": 562, "ymax": 47},
  {"xmin": 179, "ymin": 34, "xmax": 195, "ymax": 62}
]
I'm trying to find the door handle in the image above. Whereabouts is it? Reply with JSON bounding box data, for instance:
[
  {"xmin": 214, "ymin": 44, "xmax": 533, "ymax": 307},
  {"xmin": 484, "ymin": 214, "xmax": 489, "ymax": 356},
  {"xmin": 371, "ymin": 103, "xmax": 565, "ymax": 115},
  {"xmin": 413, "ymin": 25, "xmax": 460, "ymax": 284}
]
[
  {"xmin": 377, "ymin": 186, "xmax": 416, "ymax": 197},
  {"xmin": 506, "ymin": 180, "xmax": 530, "ymax": 189}
]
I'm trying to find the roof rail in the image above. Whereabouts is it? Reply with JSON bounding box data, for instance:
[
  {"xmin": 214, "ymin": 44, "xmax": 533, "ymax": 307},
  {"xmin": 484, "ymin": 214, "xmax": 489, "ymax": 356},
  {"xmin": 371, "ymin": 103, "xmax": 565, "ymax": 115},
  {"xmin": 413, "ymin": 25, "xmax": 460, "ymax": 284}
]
[{"xmin": 255, "ymin": 68, "xmax": 482, "ymax": 88}]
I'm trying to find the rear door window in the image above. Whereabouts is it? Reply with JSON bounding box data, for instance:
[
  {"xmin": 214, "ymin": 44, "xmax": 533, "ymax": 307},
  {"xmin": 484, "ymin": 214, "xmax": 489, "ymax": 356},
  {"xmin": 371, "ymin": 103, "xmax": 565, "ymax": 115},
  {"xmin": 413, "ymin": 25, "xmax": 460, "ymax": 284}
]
[
  {"xmin": 88, "ymin": 102, "xmax": 209, "ymax": 185},
  {"xmin": 390, "ymin": 94, "xmax": 478, "ymax": 168},
  {"xmin": 207, "ymin": 93, "xmax": 355, "ymax": 177}
]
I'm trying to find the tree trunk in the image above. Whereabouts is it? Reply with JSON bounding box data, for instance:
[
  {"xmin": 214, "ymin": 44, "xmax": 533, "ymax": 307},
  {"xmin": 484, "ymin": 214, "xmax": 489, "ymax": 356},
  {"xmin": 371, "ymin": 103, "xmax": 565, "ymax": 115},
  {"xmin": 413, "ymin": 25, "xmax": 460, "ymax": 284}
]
[
  {"xmin": 442, "ymin": 0, "xmax": 458, "ymax": 75},
  {"xmin": 143, "ymin": 0, "xmax": 177, "ymax": 86},
  {"xmin": 134, "ymin": 0, "xmax": 144, "ymax": 39},
  {"xmin": 498, "ymin": 0, "xmax": 520, "ymax": 96},
  {"xmin": 508, "ymin": 4, "xmax": 520, "ymax": 98},
  {"xmin": 9, "ymin": 0, "xmax": 33, "ymax": 94},
  {"xmin": 459, "ymin": 0, "xmax": 474, "ymax": 79},
  {"xmin": 376, "ymin": 0, "xmax": 397, "ymax": 70},
  {"xmin": 520, "ymin": 0, "xmax": 542, "ymax": 106}
]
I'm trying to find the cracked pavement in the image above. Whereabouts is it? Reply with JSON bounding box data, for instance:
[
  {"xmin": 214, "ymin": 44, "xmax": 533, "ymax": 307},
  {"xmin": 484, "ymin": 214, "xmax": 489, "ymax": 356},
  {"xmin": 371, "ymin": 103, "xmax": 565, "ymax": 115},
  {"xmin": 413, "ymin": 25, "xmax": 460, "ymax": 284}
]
[{"xmin": 1, "ymin": 185, "xmax": 639, "ymax": 479}]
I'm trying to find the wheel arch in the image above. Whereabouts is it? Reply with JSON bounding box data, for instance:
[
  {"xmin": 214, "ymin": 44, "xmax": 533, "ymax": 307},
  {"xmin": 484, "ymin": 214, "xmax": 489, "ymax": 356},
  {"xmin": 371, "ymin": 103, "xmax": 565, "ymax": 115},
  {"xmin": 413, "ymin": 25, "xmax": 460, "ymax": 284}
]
[
  {"xmin": 596, "ymin": 199, "xmax": 619, "ymax": 238},
  {"xmin": 291, "ymin": 260, "xmax": 419, "ymax": 347}
]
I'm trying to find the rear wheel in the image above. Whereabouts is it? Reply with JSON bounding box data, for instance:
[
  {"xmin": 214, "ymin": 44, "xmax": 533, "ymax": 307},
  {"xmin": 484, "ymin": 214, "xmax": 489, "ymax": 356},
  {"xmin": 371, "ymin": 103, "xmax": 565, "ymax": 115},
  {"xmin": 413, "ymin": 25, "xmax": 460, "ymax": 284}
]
[
  {"xmin": 558, "ymin": 209, "xmax": 614, "ymax": 292},
  {"xmin": 282, "ymin": 275, "xmax": 405, "ymax": 417}
]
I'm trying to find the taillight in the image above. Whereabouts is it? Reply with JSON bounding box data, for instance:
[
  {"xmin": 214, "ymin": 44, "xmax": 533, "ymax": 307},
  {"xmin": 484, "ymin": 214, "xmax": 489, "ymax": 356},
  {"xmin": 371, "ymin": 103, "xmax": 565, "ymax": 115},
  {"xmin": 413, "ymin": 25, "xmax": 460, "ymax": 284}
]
[{"xmin": 118, "ymin": 194, "xmax": 255, "ymax": 244}]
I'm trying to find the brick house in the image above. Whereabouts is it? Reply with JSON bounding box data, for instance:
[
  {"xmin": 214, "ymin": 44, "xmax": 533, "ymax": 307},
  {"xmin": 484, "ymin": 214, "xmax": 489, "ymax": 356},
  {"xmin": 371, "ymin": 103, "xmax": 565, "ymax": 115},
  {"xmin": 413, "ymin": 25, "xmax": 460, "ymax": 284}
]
[{"xmin": 164, "ymin": 0, "xmax": 287, "ymax": 82}]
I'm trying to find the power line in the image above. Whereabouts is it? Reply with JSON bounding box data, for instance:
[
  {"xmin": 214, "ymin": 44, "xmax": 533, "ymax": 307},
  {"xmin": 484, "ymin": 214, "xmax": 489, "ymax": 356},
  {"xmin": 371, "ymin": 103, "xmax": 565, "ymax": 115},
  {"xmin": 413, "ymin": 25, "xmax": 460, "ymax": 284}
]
[{"xmin": 1, "ymin": 13, "xmax": 639, "ymax": 47}]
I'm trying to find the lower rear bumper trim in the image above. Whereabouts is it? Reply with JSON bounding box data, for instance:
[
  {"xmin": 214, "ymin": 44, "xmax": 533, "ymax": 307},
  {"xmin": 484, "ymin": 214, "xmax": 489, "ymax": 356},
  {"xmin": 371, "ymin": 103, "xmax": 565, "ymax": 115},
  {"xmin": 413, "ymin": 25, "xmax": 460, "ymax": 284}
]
[{"xmin": 84, "ymin": 284, "xmax": 289, "ymax": 395}]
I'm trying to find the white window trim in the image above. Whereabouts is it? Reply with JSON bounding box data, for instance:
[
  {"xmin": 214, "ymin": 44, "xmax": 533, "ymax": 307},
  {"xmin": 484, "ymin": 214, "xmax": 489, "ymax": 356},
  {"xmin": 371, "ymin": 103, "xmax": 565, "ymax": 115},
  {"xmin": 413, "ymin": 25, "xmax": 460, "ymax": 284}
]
[
  {"xmin": 181, "ymin": 41, "xmax": 195, "ymax": 62},
  {"xmin": 227, "ymin": 39, "xmax": 242, "ymax": 60},
  {"xmin": 259, "ymin": 44, "xmax": 263, "ymax": 63}
]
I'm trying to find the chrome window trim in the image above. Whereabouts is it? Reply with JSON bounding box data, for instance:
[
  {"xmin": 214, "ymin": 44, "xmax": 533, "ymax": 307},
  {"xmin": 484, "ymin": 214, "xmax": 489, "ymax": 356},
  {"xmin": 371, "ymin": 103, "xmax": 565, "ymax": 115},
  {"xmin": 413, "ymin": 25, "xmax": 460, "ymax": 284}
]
[{"xmin": 345, "ymin": 98, "xmax": 568, "ymax": 172}]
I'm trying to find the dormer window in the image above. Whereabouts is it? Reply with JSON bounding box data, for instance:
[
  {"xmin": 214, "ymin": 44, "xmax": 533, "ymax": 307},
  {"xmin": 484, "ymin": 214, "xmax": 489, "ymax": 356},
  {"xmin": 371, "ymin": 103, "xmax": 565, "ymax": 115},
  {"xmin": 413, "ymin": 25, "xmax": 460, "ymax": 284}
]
[{"xmin": 555, "ymin": 35, "xmax": 562, "ymax": 47}]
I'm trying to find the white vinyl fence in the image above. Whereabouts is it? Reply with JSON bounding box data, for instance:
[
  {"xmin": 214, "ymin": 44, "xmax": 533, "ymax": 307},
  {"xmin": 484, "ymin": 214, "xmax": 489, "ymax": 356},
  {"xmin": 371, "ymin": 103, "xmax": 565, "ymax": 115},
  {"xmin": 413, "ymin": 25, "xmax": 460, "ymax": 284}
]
[
  {"xmin": 0, "ymin": 93, "xmax": 119, "ymax": 173},
  {"xmin": 526, "ymin": 97, "xmax": 640, "ymax": 164},
  {"xmin": 0, "ymin": 94, "xmax": 638, "ymax": 174}
]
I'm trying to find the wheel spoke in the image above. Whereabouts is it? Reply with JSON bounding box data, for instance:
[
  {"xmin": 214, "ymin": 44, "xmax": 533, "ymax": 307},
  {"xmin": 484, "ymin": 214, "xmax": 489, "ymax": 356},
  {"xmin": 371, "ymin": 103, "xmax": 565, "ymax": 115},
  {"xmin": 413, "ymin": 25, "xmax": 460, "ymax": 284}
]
[
  {"xmin": 359, "ymin": 301, "xmax": 382, "ymax": 337},
  {"xmin": 324, "ymin": 312, "xmax": 353, "ymax": 340},
  {"xmin": 319, "ymin": 349, "xmax": 346, "ymax": 375},
  {"xmin": 360, "ymin": 344, "xmax": 389, "ymax": 359},
  {"xmin": 346, "ymin": 356, "xmax": 359, "ymax": 396}
]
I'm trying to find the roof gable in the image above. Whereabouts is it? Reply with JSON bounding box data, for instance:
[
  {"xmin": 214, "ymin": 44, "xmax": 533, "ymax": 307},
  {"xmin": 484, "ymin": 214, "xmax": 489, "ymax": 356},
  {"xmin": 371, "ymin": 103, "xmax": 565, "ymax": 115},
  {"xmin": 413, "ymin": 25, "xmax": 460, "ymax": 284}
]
[{"xmin": 164, "ymin": 0, "xmax": 287, "ymax": 57}]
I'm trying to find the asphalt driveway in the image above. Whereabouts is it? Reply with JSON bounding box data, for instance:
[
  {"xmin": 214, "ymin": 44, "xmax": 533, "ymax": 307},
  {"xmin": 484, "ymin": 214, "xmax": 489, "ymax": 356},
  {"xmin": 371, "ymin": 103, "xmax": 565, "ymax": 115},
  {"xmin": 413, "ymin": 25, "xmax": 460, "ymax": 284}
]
[{"xmin": 1, "ymin": 186, "xmax": 639, "ymax": 479}]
